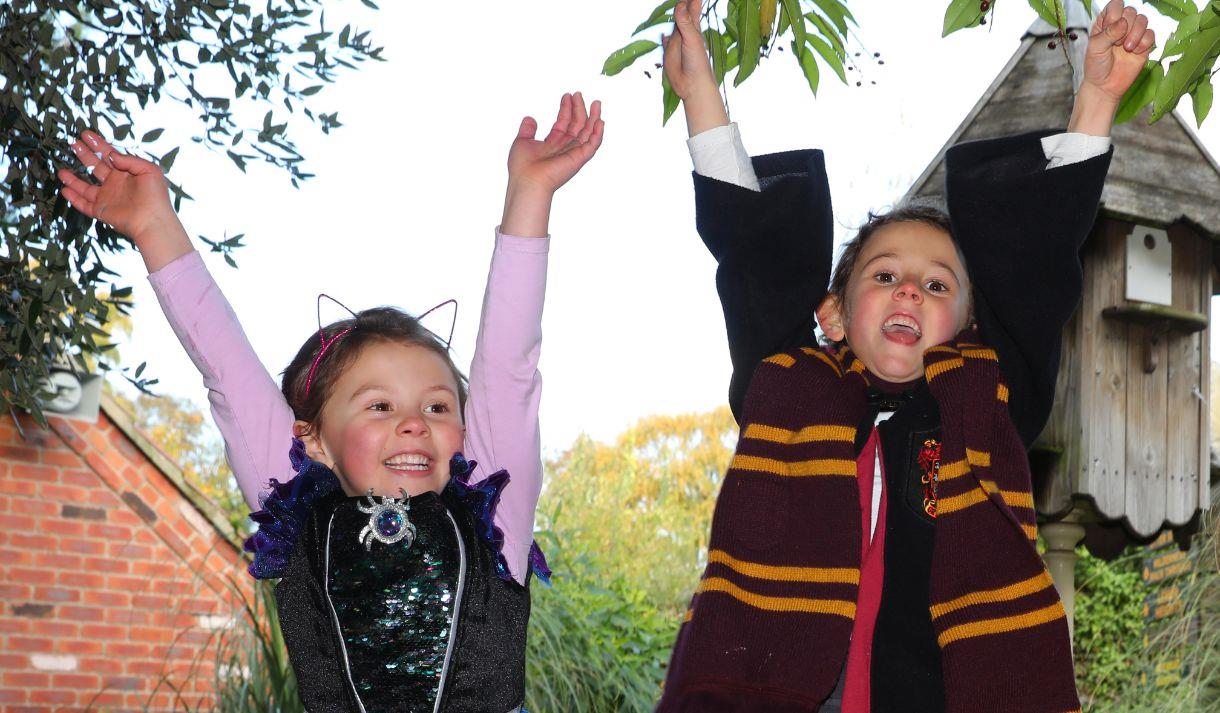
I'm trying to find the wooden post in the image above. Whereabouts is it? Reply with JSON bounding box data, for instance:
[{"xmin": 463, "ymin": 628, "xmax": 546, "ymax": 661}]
[{"xmin": 1042, "ymin": 521, "xmax": 1086, "ymax": 637}]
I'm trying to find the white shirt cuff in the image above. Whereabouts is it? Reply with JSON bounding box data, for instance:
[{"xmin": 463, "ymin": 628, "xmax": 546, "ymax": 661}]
[
  {"xmin": 687, "ymin": 123, "xmax": 761, "ymax": 191},
  {"xmin": 1041, "ymin": 132, "xmax": 1111, "ymax": 169}
]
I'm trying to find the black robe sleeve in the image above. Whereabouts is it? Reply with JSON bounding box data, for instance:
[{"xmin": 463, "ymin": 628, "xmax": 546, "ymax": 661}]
[
  {"xmin": 945, "ymin": 130, "xmax": 1112, "ymax": 446},
  {"xmin": 693, "ymin": 149, "xmax": 835, "ymax": 423}
]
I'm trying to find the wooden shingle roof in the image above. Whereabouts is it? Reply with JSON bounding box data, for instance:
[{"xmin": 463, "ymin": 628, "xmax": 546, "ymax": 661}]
[{"xmin": 906, "ymin": 7, "xmax": 1220, "ymax": 243}]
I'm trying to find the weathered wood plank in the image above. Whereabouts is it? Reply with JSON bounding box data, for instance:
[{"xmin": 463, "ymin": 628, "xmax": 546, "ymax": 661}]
[
  {"xmin": 1166, "ymin": 226, "xmax": 1204, "ymax": 525},
  {"xmin": 1125, "ymin": 321, "xmax": 1169, "ymax": 535}
]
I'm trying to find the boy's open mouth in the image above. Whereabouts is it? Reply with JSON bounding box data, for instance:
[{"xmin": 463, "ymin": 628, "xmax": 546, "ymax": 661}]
[
  {"xmin": 384, "ymin": 452, "xmax": 432, "ymax": 473},
  {"xmin": 881, "ymin": 314, "xmax": 922, "ymax": 345}
]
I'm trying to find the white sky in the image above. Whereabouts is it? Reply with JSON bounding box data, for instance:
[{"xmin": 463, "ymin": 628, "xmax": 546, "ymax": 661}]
[{"xmin": 106, "ymin": 1, "xmax": 1220, "ymax": 454}]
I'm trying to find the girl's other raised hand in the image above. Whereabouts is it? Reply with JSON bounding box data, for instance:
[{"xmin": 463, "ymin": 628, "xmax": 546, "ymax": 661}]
[
  {"xmin": 501, "ymin": 92, "xmax": 605, "ymax": 238},
  {"xmin": 57, "ymin": 131, "xmax": 192, "ymax": 272}
]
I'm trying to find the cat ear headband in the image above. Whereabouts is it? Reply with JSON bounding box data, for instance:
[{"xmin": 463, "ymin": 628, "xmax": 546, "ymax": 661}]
[{"xmin": 303, "ymin": 294, "xmax": 459, "ymax": 398}]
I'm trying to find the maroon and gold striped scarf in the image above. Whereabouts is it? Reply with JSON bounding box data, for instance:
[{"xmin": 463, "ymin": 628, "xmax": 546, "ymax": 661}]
[{"xmin": 659, "ymin": 331, "xmax": 1080, "ymax": 713}]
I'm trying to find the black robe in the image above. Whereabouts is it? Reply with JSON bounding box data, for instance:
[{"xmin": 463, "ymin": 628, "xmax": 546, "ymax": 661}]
[{"xmin": 692, "ymin": 130, "xmax": 1111, "ymax": 710}]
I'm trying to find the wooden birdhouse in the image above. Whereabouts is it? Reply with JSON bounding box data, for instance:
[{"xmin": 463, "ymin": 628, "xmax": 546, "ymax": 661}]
[{"xmin": 905, "ymin": 5, "xmax": 1220, "ymax": 622}]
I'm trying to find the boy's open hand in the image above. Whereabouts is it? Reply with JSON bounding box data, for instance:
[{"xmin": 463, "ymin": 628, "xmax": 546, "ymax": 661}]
[
  {"xmin": 507, "ymin": 92, "xmax": 604, "ymax": 195},
  {"xmin": 1083, "ymin": 0, "xmax": 1156, "ymax": 102}
]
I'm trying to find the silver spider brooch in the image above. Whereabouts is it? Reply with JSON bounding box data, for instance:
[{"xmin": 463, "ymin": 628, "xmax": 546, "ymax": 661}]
[{"xmin": 357, "ymin": 488, "xmax": 416, "ymax": 551}]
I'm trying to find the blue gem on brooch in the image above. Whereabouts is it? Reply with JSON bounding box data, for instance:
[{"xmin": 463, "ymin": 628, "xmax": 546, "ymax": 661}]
[{"xmin": 357, "ymin": 489, "xmax": 416, "ymax": 551}]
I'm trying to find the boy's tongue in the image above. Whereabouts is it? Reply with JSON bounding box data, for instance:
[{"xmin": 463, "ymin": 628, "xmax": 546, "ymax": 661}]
[{"xmin": 881, "ymin": 324, "xmax": 920, "ymax": 345}]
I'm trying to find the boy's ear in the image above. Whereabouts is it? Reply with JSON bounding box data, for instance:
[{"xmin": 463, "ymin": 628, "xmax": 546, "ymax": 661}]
[
  {"xmin": 816, "ymin": 294, "xmax": 846, "ymax": 342},
  {"xmin": 293, "ymin": 420, "xmax": 334, "ymax": 469}
]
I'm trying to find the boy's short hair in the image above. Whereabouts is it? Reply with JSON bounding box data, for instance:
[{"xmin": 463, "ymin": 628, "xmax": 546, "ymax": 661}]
[{"xmin": 823, "ymin": 204, "xmax": 972, "ymax": 342}]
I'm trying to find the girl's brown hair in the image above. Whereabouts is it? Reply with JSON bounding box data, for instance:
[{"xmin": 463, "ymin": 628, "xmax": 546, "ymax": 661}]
[{"xmin": 281, "ymin": 307, "xmax": 468, "ymax": 436}]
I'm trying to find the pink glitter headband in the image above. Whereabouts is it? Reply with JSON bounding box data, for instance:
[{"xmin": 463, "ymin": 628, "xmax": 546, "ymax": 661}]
[{"xmin": 302, "ymin": 294, "xmax": 459, "ymax": 399}]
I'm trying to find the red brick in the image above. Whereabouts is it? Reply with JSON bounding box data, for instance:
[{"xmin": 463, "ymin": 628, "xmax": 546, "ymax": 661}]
[
  {"xmin": 104, "ymin": 575, "xmax": 147, "ymax": 592},
  {"xmin": 82, "ymin": 557, "xmax": 128, "ymax": 574},
  {"xmin": 0, "ymin": 444, "xmax": 40, "ymax": 462},
  {"xmin": 32, "ymin": 586, "xmax": 79, "ymax": 603},
  {"xmin": 49, "ymin": 673, "xmax": 99, "ymax": 690},
  {"xmin": 78, "ymin": 656, "xmax": 123, "ymax": 675},
  {"xmin": 0, "ymin": 583, "xmax": 32, "ymax": 600},
  {"xmin": 6, "ymin": 636, "xmax": 53, "ymax": 652},
  {"xmin": 37, "ymin": 483, "xmax": 88, "ymax": 503},
  {"xmin": 129, "ymin": 626, "xmax": 170, "ymax": 644},
  {"xmin": 67, "ymin": 639, "xmax": 103, "ymax": 656},
  {"xmin": 59, "ymin": 469, "xmax": 98, "ymax": 487},
  {"xmin": 131, "ymin": 594, "xmax": 172, "ymax": 610},
  {"xmin": 106, "ymin": 608, "xmax": 150, "ymax": 626},
  {"xmin": 56, "ymin": 571, "xmax": 101, "ymax": 589},
  {"xmin": 0, "ymin": 617, "xmax": 31, "ymax": 634},
  {"xmin": 8, "ymin": 497, "xmax": 59, "ymax": 516},
  {"xmin": 11, "ymin": 464, "xmax": 58, "ymax": 483},
  {"xmin": 36, "ymin": 552, "xmax": 83, "ymax": 570},
  {"xmin": 82, "ymin": 590, "xmax": 129, "ymax": 607},
  {"xmin": 88, "ymin": 490, "xmax": 122, "ymax": 508},
  {"xmin": 3, "ymin": 671, "xmax": 49, "ymax": 688},
  {"xmin": 59, "ymin": 538, "xmax": 106, "ymax": 556},
  {"xmin": 0, "ymin": 478, "xmax": 36, "ymax": 496},
  {"xmin": 30, "ymin": 620, "xmax": 77, "ymax": 638},
  {"xmin": 82, "ymin": 452, "xmax": 122, "ymax": 491},
  {"xmin": 0, "ymin": 512, "xmax": 36, "ymax": 529},
  {"xmin": 87, "ymin": 690, "xmax": 125, "ymax": 707},
  {"xmin": 39, "ymin": 519, "xmax": 85, "ymax": 537},
  {"xmin": 101, "ymin": 675, "xmax": 143, "ymax": 691},
  {"xmin": 86, "ymin": 523, "xmax": 132, "ymax": 540},
  {"xmin": 41, "ymin": 451, "xmax": 83, "ymax": 468},
  {"xmin": 151, "ymin": 579, "xmax": 192, "ymax": 596},
  {"xmin": 7, "ymin": 568, "xmax": 54, "ymax": 586},
  {"xmin": 9, "ymin": 533, "xmax": 56, "ymax": 551},
  {"xmin": 104, "ymin": 641, "xmax": 149, "ymax": 657},
  {"xmin": 108, "ymin": 542, "xmax": 151, "ymax": 559},
  {"xmin": 56, "ymin": 605, "xmax": 104, "ymax": 621},
  {"xmin": 81, "ymin": 624, "xmax": 126, "ymax": 640},
  {"xmin": 0, "ymin": 653, "xmax": 27, "ymax": 668},
  {"xmin": 30, "ymin": 689, "xmax": 75, "ymax": 704},
  {"xmin": 0, "ymin": 688, "xmax": 27, "ymax": 703}
]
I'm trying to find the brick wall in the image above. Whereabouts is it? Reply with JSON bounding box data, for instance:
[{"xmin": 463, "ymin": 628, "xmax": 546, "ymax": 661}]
[{"xmin": 0, "ymin": 398, "xmax": 250, "ymax": 712}]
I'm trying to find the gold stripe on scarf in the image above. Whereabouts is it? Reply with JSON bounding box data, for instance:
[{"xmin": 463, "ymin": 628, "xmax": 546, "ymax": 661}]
[
  {"xmin": 709, "ymin": 550, "xmax": 860, "ymax": 584},
  {"xmin": 937, "ymin": 601, "xmax": 1066, "ymax": 647},
  {"xmin": 926, "ymin": 357, "xmax": 964, "ymax": 381},
  {"xmin": 929, "ymin": 570, "xmax": 1055, "ymax": 620},
  {"xmin": 730, "ymin": 454, "xmax": 856, "ymax": 477},
  {"xmin": 698, "ymin": 577, "xmax": 857, "ymax": 619},
  {"xmin": 743, "ymin": 423, "xmax": 857, "ymax": 445},
  {"xmin": 764, "ymin": 353, "xmax": 797, "ymax": 368}
]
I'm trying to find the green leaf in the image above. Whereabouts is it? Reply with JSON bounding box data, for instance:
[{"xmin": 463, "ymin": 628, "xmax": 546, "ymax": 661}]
[
  {"xmin": 1147, "ymin": 0, "xmax": 1198, "ymax": 22},
  {"xmin": 1028, "ymin": 0, "xmax": 1067, "ymax": 29},
  {"xmin": 735, "ymin": 0, "xmax": 761, "ymax": 86},
  {"xmin": 634, "ymin": 0, "xmax": 679, "ymax": 35},
  {"xmin": 141, "ymin": 128, "xmax": 164, "ymax": 142},
  {"xmin": 1162, "ymin": 11, "xmax": 1203, "ymax": 58},
  {"xmin": 1114, "ymin": 61, "xmax": 1163, "ymax": 124},
  {"xmin": 796, "ymin": 40, "xmax": 819, "ymax": 95},
  {"xmin": 781, "ymin": 0, "xmax": 806, "ymax": 50},
  {"xmin": 159, "ymin": 146, "xmax": 180, "ymax": 172},
  {"xmin": 805, "ymin": 11, "xmax": 846, "ymax": 57},
  {"xmin": 602, "ymin": 39, "xmax": 659, "ymax": 76},
  {"xmin": 706, "ymin": 29, "xmax": 729, "ymax": 86},
  {"xmin": 807, "ymin": 35, "xmax": 846, "ymax": 83},
  {"xmin": 811, "ymin": 0, "xmax": 855, "ymax": 35},
  {"xmin": 1191, "ymin": 77, "xmax": 1214, "ymax": 126},
  {"xmin": 943, "ymin": 0, "xmax": 985, "ymax": 37},
  {"xmin": 1203, "ymin": 0, "xmax": 1220, "ymax": 30},
  {"xmin": 1152, "ymin": 26, "xmax": 1220, "ymax": 121}
]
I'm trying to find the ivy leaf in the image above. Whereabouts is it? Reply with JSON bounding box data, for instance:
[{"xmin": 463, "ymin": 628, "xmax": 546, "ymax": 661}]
[
  {"xmin": 1114, "ymin": 61, "xmax": 1162, "ymax": 125},
  {"xmin": 1192, "ymin": 77, "xmax": 1214, "ymax": 126},
  {"xmin": 602, "ymin": 39, "xmax": 659, "ymax": 76},
  {"xmin": 943, "ymin": 0, "xmax": 985, "ymax": 37}
]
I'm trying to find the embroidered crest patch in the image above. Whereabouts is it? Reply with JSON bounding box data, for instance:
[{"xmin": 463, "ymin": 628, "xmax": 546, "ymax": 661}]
[{"xmin": 917, "ymin": 438, "xmax": 942, "ymax": 518}]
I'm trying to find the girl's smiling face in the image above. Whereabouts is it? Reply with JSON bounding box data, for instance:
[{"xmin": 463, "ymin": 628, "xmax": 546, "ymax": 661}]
[
  {"xmin": 817, "ymin": 221, "xmax": 972, "ymax": 383},
  {"xmin": 298, "ymin": 340, "xmax": 465, "ymax": 498}
]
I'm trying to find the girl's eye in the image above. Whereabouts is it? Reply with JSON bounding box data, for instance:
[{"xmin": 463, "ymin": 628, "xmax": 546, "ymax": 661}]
[
  {"xmin": 926, "ymin": 280, "xmax": 949, "ymax": 294},
  {"xmin": 369, "ymin": 401, "xmax": 391, "ymax": 412},
  {"xmin": 874, "ymin": 272, "xmax": 896, "ymax": 284},
  {"xmin": 425, "ymin": 402, "xmax": 450, "ymax": 415}
]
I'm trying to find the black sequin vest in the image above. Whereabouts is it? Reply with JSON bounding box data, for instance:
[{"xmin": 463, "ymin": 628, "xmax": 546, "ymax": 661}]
[{"xmin": 274, "ymin": 485, "xmax": 531, "ymax": 712}]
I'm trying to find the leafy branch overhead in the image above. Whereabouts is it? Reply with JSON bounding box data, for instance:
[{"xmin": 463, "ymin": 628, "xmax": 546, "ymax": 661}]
[
  {"xmin": 604, "ymin": 0, "xmax": 861, "ymax": 124},
  {"xmin": 609, "ymin": 0, "xmax": 1220, "ymax": 128},
  {"xmin": 0, "ymin": 0, "xmax": 383, "ymax": 424}
]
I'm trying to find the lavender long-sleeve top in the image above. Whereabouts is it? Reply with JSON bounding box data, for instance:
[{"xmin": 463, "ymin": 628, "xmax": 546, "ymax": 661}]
[{"xmin": 148, "ymin": 230, "xmax": 548, "ymax": 584}]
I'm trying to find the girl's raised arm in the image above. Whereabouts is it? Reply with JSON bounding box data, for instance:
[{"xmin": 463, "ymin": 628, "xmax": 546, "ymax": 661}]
[{"xmin": 59, "ymin": 133, "xmax": 295, "ymax": 509}]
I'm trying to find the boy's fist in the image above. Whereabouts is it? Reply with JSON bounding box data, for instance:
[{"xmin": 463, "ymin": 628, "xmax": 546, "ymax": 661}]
[
  {"xmin": 1083, "ymin": 0, "xmax": 1156, "ymax": 101},
  {"xmin": 663, "ymin": 0, "xmax": 716, "ymax": 101}
]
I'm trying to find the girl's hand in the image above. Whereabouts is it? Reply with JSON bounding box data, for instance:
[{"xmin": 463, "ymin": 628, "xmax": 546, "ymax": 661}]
[
  {"xmin": 501, "ymin": 92, "xmax": 605, "ymax": 238},
  {"xmin": 57, "ymin": 131, "xmax": 192, "ymax": 272},
  {"xmin": 1082, "ymin": 0, "xmax": 1155, "ymax": 102},
  {"xmin": 506, "ymin": 92, "xmax": 604, "ymax": 195},
  {"xmin": 664, "ymin": 0, "xmax": 729, "ymax": 136}
]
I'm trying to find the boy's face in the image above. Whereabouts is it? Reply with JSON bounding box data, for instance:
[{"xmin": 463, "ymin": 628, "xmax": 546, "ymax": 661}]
[
  {"xmin": 818, "ymin": 221, "xmax": 971, "ymax": 383},
  {"xmin": 298, "ymin": 341, "xmax": 466, "ymax": 498}
]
